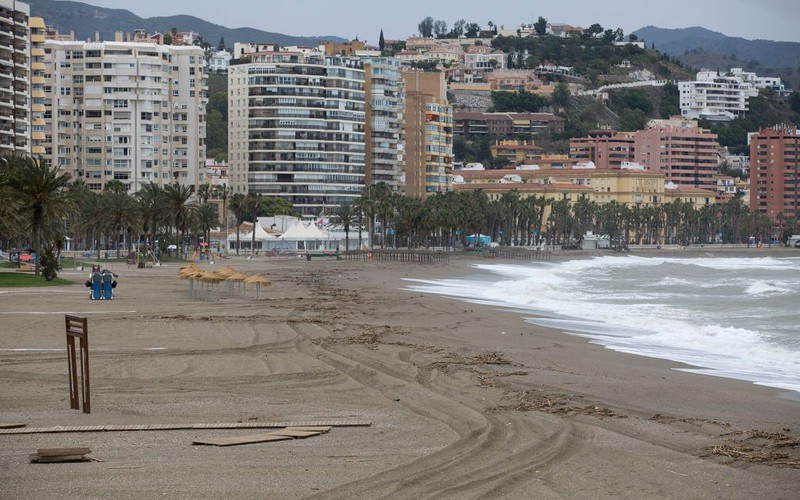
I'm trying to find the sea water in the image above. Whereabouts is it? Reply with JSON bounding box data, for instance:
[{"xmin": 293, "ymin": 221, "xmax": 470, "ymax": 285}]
[{"xmin": 405, "ymin": 255, "xmax": 800, "ymax": 394}]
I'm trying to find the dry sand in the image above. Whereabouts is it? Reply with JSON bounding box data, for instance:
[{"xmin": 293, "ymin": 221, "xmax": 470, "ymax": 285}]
[{"xmin": 0, "ymin": 249, "xmax": 798, "ymax": 499}]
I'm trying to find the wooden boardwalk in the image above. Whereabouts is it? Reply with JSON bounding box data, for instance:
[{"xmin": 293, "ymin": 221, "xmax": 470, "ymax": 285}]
[
  {"xmin": 0, "ymin": 420, "xmax": 371, "ymax": 435},
  {"xmin": 341, "ymin": 250, "xmax": 449, "ymax": 264}
]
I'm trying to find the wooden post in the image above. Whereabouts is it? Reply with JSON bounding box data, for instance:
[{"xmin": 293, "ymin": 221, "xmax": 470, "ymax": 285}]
[{"xmin": 65, "ymin": 315, "xmax": 90, "ymax": 414}]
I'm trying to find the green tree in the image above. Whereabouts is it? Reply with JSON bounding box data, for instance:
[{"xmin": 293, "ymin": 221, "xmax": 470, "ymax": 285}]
[
  {"xmin": 622, "ymin": 89, "xmax": 653, "ymax": 114},
  {"xmin": 101, "ymin": 190, "xmax": 140, "ymax": 258},
  {"xmin": 162, "ymin": 183, "xmax": 196, "ymax": 256},
  {"xmin": 378, "ymin": 29, "xmax": 385, "ymax": 52},
  {"xmin": 619, "ymin": 108, "xmax": 648, "ymax": 131},
  {"xmin": 329, "ymin": 202, "xmax": 357, "ymax": 251},
  {"xmin": 229, "ymin": 192, "xmax": 247, "ymax": 254},
  {"xmin": 418, "ymin": 17, "xmax": 434, "ymax": 37},
  {"xmin": 245, "ymin": 192, "xmax": 265, "ymax": 254},
  {"xmin": 553, "ymin": 81, "xmax": 571, "ymax": 107},
  {"xmin": 451, "ymin": 19, "xmax": 466, "ymax": 38},
  {"xmin": 464, "ymin": 23, "xmax": 481, "ymax": 38},
  {"xmin": 534, "ymin": 16, "xmax": 548, "ymax": 36},
  {"xmin": 1, "ymin": 155, "xmax": 73, "ymax": 276},
  {"xmin": 194, "ymin": 203, "xmax": 219, "ymax": 249},
  {"xmin": 583, "ymin": 23, "xmax": 604, "ymax": 38},
  {"xmin": 433, "ymin": 20, "xmax": 448, "ymax": 39},
  {"xmin": 218, "ymin": 37, "xmax": 225, "ymax": 51}
]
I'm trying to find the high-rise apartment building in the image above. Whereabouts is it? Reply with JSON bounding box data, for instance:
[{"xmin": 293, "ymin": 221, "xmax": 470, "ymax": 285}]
[
  {"xmin": 750, "ymin": 126, "xmax": 800, "ymax": 221},
  {"xmin": 402, "ymin": 70, "xmax": 453, "ymax": 198},
  {"xmin": 228, "ymin": 47, "xmax": 366, "ymax": 217},
  {"xmin": 634, "ymin": 119, "xmax": 720, "ymax": 190},
  {"xmin": 29, "ymin": 16, "xmax": 45, "ymax": 156},
  {"xmin": 0, "ymin": 0, "xmax": 30, "ymax": 154},
  {"xmin": 363, "ymin": 57, "xmax": 404, "ymax": 189},
  {"xmin": 42, "ymin": 40, "xmax": 207, "ymax": 192}
]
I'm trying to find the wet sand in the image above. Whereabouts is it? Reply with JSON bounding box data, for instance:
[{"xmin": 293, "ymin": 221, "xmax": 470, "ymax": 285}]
[{"xmin": 0, "ymin": 249, "xmax": 798, "ymax": 499}]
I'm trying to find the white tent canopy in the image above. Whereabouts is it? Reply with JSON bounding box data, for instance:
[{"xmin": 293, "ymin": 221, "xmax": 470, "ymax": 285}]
[
  {"xmin": 228, "ymin": 222, "xmax": 278, "ymax": 251},
  {"xmin": 278, "ymin": 222, "xmax": 329, "ymax": 241}
]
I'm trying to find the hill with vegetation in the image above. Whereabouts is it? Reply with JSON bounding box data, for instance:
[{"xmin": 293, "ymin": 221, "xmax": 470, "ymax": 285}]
[
  {"xmin": 491, "ymin": 32, "xmax": 693, "ymax": 85},
  {"xmin": 25, "ymin": 0, "xmax": 346, "ymax": 46}
]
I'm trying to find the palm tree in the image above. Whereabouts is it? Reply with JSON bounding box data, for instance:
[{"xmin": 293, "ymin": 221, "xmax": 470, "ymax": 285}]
[
  {"xmin": 195, "ymin": 203, "xmax": 219, "ymax": 250},
  {"xmin": 229, "ymin": 192, "xmax": 247, "ymax": 255},
  {"xmin": 100, "ymin": 190, "xmax": 140, "ymax": 258},
  {"xmin": 197, "ymin": 183, "xmax": 213, "ymax": 204},
  {"xmin": 245, "ymin": 192, "xmax": 265, "ymax": 254},
  {"xmin": 161, "ymin": 183, "xmax": 196, "ymax": 257},
  {"xmin": 329, "ymin": 202, "xmax": 357, "ymax": 251},
  {"xmin": 136, "ymin": 183, "xmax": 164, "ymax": 257},
  {"xmin": 1, "ymin": 155, "xmax": 73, "ymax": 276}
]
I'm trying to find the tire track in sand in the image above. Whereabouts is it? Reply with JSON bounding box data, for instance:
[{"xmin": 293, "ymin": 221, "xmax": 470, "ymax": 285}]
[{"xmin": 289, "ymin": 322, "xmax": 588, "ymax": 499}]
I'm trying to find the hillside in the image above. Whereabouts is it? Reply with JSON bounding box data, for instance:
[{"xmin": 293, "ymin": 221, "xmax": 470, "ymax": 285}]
[
  {"xmin": 631, "ymin": 26, "xmax": 800, "ymax": 70},
  {"xmin": 25, "ymin": 0, "xmax": 346, "ymax": 46}
]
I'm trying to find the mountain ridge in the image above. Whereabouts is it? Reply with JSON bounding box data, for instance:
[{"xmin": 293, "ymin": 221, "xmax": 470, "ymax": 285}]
[
  {"xmin": 24, "ymin": 0, "xmax": 347, "ymax": 47},
  {"xmin": 631, "ymin": 25, "xmax": 800, "ymax": 70}
]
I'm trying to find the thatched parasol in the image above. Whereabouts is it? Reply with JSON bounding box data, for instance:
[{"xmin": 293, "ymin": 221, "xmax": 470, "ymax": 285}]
[
  {"xmin": 198, "ymin": 271, "xmax": 226, "ymax": 299},
  {"xmin": 225, "ymin": 272, "xmax": 250, "ymax": 296},
  {"xmin": 215, "ymin": 266, "xmax": 239, "ymax": 277},
  {"xmin": 244, "ymin": 274, "xmax": 271, "ymax": 299},
  {"xmin": 178, "ymin": 266, "xmax": 203, "ymax": 298}
]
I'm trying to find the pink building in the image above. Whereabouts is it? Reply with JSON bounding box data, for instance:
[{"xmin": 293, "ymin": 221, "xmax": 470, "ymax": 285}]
[{"xmin": 634, "ymin": 122, "xmax": 720, "ymax": 190}]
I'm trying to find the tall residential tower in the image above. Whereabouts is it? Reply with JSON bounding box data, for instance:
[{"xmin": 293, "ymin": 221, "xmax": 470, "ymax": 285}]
[
  {"xmin": 42, "ymin": 40, "xmax": 207, "ymax": 192},
  {"xmin": 228, "ymin": 47, "xmax": 366, "ymax": 217}
]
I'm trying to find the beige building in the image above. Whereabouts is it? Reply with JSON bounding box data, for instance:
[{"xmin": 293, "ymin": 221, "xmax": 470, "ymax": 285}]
[
  {"xmin": 363, "ymin": 57, "xmax": 405, "ymax": 189},
  {"xmin": 455, "ymin": 165, "xmax": 667, "ymax": 207},
  {"xmin": 0, "ymin": 0, "xmax": 30, "ymax": 154},
  {"xmin": 402, "ymin": 70, "xmax": 453, "ymax": 198},
  {"xmin": 42, "ymin": 40, "xmax": 208, "ymax": 192},
  {"xmin": 29, "ymin": 16, "xmax": 45, "ymax": 156}
]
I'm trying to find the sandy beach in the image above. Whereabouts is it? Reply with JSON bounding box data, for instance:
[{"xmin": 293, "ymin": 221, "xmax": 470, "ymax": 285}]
[{"xmin": 0, "ymin": 249, "xmax": 798, "ymax": 499}]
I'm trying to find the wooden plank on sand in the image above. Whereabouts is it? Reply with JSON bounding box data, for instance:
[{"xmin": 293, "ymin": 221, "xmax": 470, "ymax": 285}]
[
  {"xmin": 36, "ymin": 447, "xmax": 92, "ymax": 457},
  {"xmin": 30, "ymin": 447, "xmax": 92, "ymax": 463},
  {"xmin": 193, "ymin": 433, "xmax": 293, "ymax": 447},
  {"xmin": 284, "ymin": 426, "xmax": 332, "ymax": 433},
  {"xmin": 268, "ymin": 429, "xmax": 321, "ymax": 438},
  {"xmin": 0, "ymin": 420, "xmax": 370, "ymax": 435}
]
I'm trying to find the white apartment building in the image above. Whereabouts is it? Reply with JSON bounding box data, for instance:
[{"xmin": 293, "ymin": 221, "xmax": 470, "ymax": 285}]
[
  {"xmin": 679, "ymin": 70, "xmax": 758, "ymax": 122},
  {"xmin": 228, "ymin": 47, "xmax": 366, "ymax": 218},
  {"xmin": 463, "ymin": 47, "xmax": 507, "ymax": 70},
  {"xmin": 363, "ymin": 57, "xmax": 404, "ymax": 189},
  {"xmin": 42, "ymin": 40, "xmax": 208, "ymax": 192},
  {"xmin": 0, "ymin": 0, "xmax": 30, "ymax": 154},
  {"xmin": 208, "ymin": 49, "xmax": 231, "ymax": 73},
  {"xmin": 729, "ymin": 67, "xmax": 784, "ymax": 92}
]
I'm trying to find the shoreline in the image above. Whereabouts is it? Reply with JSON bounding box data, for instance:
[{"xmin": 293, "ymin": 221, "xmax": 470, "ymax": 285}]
[
  {"xmin": 0, "ymin": 252, "xmax": 798, "ymax": 498},
  {"xmin": 409, "ymin": 249, "xmax": 800, "ymax": 400}
]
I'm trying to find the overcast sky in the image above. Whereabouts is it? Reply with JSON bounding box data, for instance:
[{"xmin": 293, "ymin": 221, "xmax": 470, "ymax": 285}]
[{"xmin": 72, "ymin": 0, "xmax": 800, "ymax": 43}]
